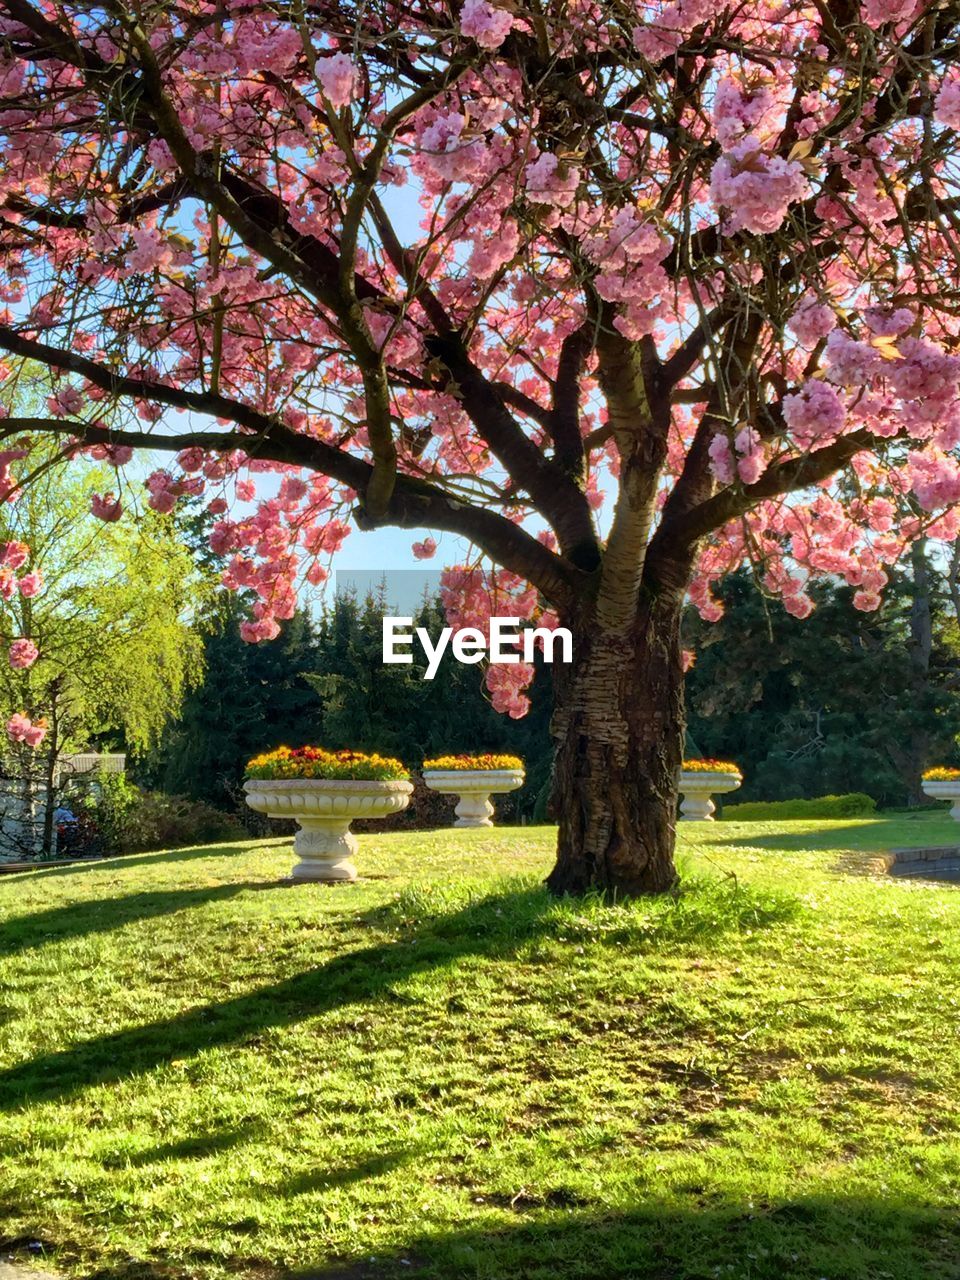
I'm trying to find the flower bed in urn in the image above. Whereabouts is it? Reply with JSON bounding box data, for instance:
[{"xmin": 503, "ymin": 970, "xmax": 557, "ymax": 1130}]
[
  {"xmin": 678, "ymin": 759, "xmax": 743, "ymax": 822},
  {"xmin": 244, "ymin": 747, "xmax": 412, "ymax": 881},
  {"xmin": 422, "ymin": 754, "xmax": 525, "ymax": 828},
  {"xmin": 921, "ymin": 766, "xmax": 960, "ymax": 821}
]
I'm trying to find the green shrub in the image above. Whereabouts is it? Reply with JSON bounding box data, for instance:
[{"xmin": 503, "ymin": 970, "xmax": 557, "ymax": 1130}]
[
  {"xmin": 722, "ymin": 792, "xmax": 877, "ymax": 821},
  {"xmin": 116, "ymin": 791, "xmax": 246, "ymax": 852},
  {"xmin": 91, "ymin": 769, "xmax": 140, "ymax": 853},
  {"xmin": 89, "ymin": 772, "xmax": 245, "ymax": 853}
]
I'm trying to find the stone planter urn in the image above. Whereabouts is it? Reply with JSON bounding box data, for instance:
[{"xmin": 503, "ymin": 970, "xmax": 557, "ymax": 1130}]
[
  {"xmin": 243, "ymin": 778, "xmax": 413, "ymax": 881},
  {"xmin": 921, "ymin": 778, "xmax": 960, "ymax": 821},
  {"xmin": 422, "ymin": 767, "xmax": 525, "ymax": 828},
  {"xmin": 678, "ymin": 770, "xmax": 742, "ymax": 821}
]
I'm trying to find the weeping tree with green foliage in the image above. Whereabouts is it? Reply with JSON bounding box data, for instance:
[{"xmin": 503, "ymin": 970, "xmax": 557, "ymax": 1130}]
[{"xmin": 0, "ymin": 450, "xmax": 205, "ymax": 854}]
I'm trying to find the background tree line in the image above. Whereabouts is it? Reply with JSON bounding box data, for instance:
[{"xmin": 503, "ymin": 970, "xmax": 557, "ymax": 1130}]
[{"xmin": 141, "ymin": 548, "xmax": 960, "ymax": 818}]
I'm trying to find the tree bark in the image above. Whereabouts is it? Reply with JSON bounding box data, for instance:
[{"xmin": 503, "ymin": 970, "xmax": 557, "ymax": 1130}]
[{"xmin": 546, "ymin": 593, "xmax": 684, "ymax": 897}]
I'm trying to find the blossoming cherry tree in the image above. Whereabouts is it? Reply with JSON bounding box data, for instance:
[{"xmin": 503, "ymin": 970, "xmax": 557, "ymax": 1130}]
[{"xmin": 0, "ymin": 0, "xmax": 958, "ymax": 894}]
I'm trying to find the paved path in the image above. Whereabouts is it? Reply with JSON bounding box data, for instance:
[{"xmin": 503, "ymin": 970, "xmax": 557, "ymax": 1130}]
[{"xmin": 0, "ymin": 1262, "xmax": 60, "ymax": 1280}]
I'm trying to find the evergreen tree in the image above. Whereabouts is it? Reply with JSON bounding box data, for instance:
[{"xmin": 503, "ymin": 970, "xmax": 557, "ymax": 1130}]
[
  {"xmin": 684, "ymin": 559, "xmax": 960, "ymax": 807},
  {"xmin": 147, "ymin": 598, "xmax": 324, "ymax": 808}
]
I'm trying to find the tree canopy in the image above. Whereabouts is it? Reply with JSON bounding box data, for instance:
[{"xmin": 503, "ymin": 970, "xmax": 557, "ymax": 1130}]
[{"xmin": 0, "ymin": 446, "xmax": 203, "ymax": 760}]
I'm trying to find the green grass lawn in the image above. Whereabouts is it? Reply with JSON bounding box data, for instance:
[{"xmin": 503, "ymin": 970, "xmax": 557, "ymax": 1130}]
[{"xmin": 1, "ymin": 813, "xmax": 960, "ymax": 1280}]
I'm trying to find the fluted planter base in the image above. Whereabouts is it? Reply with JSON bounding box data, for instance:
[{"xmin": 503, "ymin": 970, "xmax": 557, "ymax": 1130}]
[
  {"xmin": 243, "ymin": 779, "xmax": 413, "ymax": 881},
  {"xmin": 422, "ymin": 769, "xmax": 525, "ymax": 829}
]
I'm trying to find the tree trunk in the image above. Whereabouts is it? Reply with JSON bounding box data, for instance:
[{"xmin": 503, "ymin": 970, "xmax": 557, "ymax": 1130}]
[{"xmin": 546, "ymin": 593, "xmax": 684, "ymax": 897}]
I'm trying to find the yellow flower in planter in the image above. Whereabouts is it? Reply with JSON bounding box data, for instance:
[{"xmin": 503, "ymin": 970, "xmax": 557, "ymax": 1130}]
[
  {"xmin": 922, "ymin": 766, "xmax": 960, "ymax": 781},
  {"xmin": 423, "ymin": 754, "xmax": 524, "ymax": 771},
  {"xmin": 682, "ymin": 758, "xmax": 742, "ymax": 777},
  {"xmin": 246, "ymin": 746, "xmax": 408, "ymax": 782}
]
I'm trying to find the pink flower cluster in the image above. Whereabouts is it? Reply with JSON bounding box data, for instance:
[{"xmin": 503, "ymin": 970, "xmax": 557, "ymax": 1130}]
[
  {"xmin": 787, "ymin": 294, "xmax": 836, "ymax": 348},
  {"xmin": 712, "ymin": 77, "xmax": 781, "ymax": 150},
  {"xmin": 440, "ymin": 564, "xmax": 541, "ymax": 717},
  {"xmin": 0, "ymin": 543, "xmax": 43, "ymax": 604},
  {"xmin": 416, "ymin": 111, "xmax": 487, "ymax": 185},
  {"xmin": 782, "ymin": 379, "xmax": 847, "ymax": 447},
  {"xmin": 91, "ymin": 493, "xmax": 122, "ymax": 521},
  {"xmin": 709, "ymin": 136, "xmax": 809, "ymax": 235},
  {"xmin": 632, "ymin": 0, "xmax": 715, "ymax": 60},
  {"xmin": 861, "ymin": 0, "xmax": 921, "ymax": 29},
  {"xmin": 8, "ymin": 637, "xmax": 38, "ymax": 669},
  {"xmin": 936, "ymin": 72, "xmax": 960, "ymax": 131},
  {"xmin": 0, "ymin": 448, "xmax": 27, "ymax": 503},
  {"xmin": 6, "ymin": 713, "xmax": 46, "ymax": 748},
  {"xmin": 460, "ymin": 0, "xmax": 515, "ymax": 49},
  {"xmin": 524, "ymin": 154, "xmax": 580, "ymax": 208},
  {"xmin": 317, "ymin": 54, "xmax": 357, "ymax": 108},
  {"xmin": 586, "ymin": 209, "xmax": 671, "ymax": 340}
]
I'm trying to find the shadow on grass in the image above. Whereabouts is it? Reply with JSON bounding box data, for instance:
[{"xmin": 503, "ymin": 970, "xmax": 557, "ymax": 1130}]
[
  {"xmin": 281, "ymin": 1148, "xmax": 413, "ymax": 1199},
  {"xmin": 284, "ymin": 1193, "xmax": 960, "ymax": 1280},
  {"xmin": 0, "ymin": 875, "xmax": 799, "ymax": 1114},
  {"xmin": 27, "ymin": 1192, "xmax": 958, "ymax": 1280},
  {"xmin": 102, "ymin": 1121, "xmax": 260, "ymax": 1169},
  {"xmin": 7, "ymin": 839, "xmax": 289, "ymax": 879},
  {"xmin": 709, "ymin": 820, "xmax": 904, "ymax": 855},
  {"xmin": 0, "ymin": 883, "xmax": 267, "ymax": 962}
]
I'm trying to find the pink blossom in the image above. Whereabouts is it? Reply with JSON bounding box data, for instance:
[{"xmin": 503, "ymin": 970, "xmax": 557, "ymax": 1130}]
[
  {"xmin": 90, "ymin": 492, "xmax": 122, "ymax": 521},
  {"xmin": 240, "ymin": 617, "xmax": 282, "ymax": 643},
  {"xmin": 853, "ymin": 590, "xmax": 882, "ymax": 611},
  {"xmin": 467, "ymin": 220, "xmax": 520, "ymax": 278},
  {"xmin": 127, "ymin": 227, "xmax": 174, "ymax": 273},
  {"xmin": 47, "ymin": 385, "xmax": 83, "ymax": 416},
  {"xmin": 708, "ymin": 433, "xmax": 735, "ymax": 483},
  {"xmin": 524, "ymin": 153, "xmax": 580, "ymax": 208},
  {"xmin": 935, "ymin": 72, "xmax": 960, "ymax": 131},
  {"xmin": 485, "ymin": 661, "xmax": 533, "ymax": 719},
  {"xmin": 177, "ymin": 446, "xmax": 206, "ymax": 473},
  {"xmin": 209, "ymin": 520, "xmax": 240, "ymax": 556},
  {"xmin": 712, "ymin": 77, "xmax": 779, "ymax": 150},
  {"xmin": 709, "ymin": 136, "xmax": 809, "ymax": 234},
  {"xmin": 787, "ymin": 294, "xmax": 836, "ymax": 347},
  {"xmin": 460, "ymin": 0, "xmax": 514, "ymax": 49},
  {"xmin": 145, "ymin": 469, "xmax": 177, "ymax": 513},
  {"xmin": 18, "ymin": 570, "xmax": 42, "ymax": 598},
  {"xmin": 783, "ymin": 593, "xmax": 814, "ymax": 619},
  {"xmin": 1, "ymin": 540, "xmax": 30, "ymax": 570},
  {"xmin": 417, "ymin": 111, "xmax": 486, "ymax": 185},
  {"xmin": 9, "ymin": 638, "xmax": 38, "ymax": 669},
  {"xmin": 907, "ymin": 448, "xmax": 960, "ymax": 511},
  {"xmin": 412, "ymin": 537, "xmax": 438, "ymax": 560},
  {"xmin": 863, "ymin": 305, "xmax": 913, "ymax": 338},
  {"xmin": 823, "ymin": 330, "xmax": 882, "ymax": 387},
  {"xmin": 304, "ymin": 518, "xmax": 350, "ymax": 554},
  {"xmin": 861, "ymin": 0, "xmax": 920, "ymax": 29},
  {"xmin": 6, "ymin": 713, "xmax": 47, "ymax": 748},
  {"xmin": 783, "ymin": 379, "xmax": 847, "ymax": 446},
  {"xmin": 104, "ymin": 443, "xmax": 134, "ymax": 466},
  {"xmin": 317, "ymin": 54, "xmax": 356, "ymax": 108}
]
